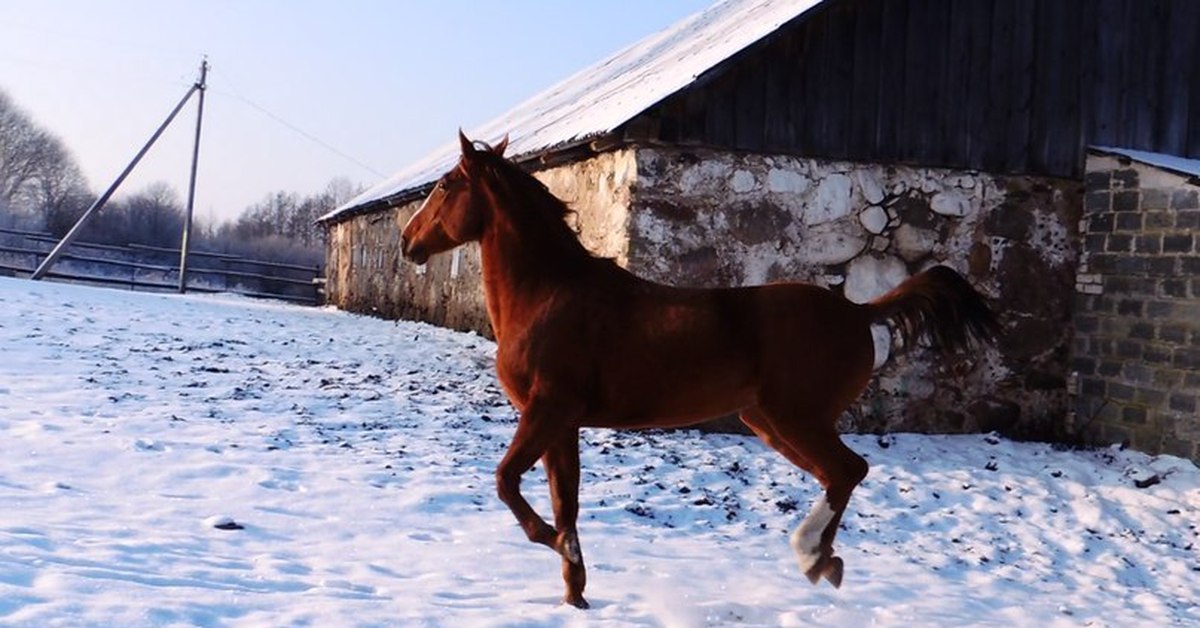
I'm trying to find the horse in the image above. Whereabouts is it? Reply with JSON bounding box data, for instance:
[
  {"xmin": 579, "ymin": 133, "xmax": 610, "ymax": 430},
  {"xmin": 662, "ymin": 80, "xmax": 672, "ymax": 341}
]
[{"xmin": 400, "ymin": 131, "xmax": 998, "ymax": 608}]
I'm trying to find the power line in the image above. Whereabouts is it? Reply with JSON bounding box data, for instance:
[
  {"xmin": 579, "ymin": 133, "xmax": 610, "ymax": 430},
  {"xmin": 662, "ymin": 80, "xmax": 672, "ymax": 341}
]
[{"xmin": 207, "ymin": 67, "xmax": 388, "ymax": 179}]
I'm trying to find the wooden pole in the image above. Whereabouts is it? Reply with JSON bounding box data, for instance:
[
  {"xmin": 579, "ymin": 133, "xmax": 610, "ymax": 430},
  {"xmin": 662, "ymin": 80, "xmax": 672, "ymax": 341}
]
[
  {"xmin": 178, "ymin": 58, "xmax": 208, "ymax": 293},
  {"xmin": 32, "ymin": 82, "xmax": 199, "ymax": 281}
]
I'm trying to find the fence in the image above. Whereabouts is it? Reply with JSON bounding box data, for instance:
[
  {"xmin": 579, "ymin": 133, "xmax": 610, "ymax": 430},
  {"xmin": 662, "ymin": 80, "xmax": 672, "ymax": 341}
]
[{"xmin": 0, "ymin": 227, "xmax": 323, "ymax": 305}]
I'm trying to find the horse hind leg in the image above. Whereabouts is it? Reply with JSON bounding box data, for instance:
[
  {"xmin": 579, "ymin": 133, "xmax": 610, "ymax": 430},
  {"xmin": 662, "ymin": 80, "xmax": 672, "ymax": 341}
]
[{"xmin": 741, "ymin": 407, "xmax": 868, "ymax": 588}]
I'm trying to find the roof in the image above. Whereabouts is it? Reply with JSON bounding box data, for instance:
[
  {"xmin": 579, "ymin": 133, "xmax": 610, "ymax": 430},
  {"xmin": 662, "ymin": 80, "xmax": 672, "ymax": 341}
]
[
  {"xmin": 319, "ymin": 0, "xmax": 823, "ymax": 223},
  {"xmin": 1091, "ymin": 146, "xmax": 1200, "ymax": 179}
]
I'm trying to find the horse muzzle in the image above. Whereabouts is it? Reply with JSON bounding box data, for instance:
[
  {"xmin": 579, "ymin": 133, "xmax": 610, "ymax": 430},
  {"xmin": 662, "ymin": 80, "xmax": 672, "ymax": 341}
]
[{"xmin": 401, "ymin": 238, "xmax": 430, "ymax": 265}]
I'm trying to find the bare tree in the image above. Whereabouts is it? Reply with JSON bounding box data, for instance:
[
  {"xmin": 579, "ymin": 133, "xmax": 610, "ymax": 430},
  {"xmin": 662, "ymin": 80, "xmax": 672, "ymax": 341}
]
[{"xmin": 0, "ymin": 88, "xmax": 91, "ymax": 232}]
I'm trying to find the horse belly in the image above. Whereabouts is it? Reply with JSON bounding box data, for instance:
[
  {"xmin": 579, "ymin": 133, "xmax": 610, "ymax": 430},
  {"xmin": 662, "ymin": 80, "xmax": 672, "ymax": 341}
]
[{"xmin": 587, "ymin": 345, "xmax": 756, "ymax": 429}]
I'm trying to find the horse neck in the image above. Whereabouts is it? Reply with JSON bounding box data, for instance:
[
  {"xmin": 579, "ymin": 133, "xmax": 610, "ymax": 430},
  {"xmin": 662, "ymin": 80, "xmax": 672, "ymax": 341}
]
[{"xmin": 476, "ymin": 182, "xmax": 592, "ymax": 340}]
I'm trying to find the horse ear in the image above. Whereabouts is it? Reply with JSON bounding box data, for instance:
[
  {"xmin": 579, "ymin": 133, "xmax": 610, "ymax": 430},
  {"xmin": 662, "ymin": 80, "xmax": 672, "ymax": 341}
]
[
  {"xmin": 493, "ymin": 134, "xmax": 509, "ymax": 157},
  {"xmin": 458, "ymin": 129, "xmax": 476, "ymax": 158}
]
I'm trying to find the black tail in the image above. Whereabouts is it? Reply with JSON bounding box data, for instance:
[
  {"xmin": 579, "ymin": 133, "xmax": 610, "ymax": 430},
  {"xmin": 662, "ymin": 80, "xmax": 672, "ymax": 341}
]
[{"xmin": 863, "ymin": 266, "xmax": 998, "ymax": 357}]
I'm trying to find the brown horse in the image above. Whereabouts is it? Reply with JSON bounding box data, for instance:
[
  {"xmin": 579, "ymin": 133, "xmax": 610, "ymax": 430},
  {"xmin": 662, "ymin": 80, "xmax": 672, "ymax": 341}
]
[{"xmin": 401, "ymin": 131, "xmax": 997, "ymax": 608}]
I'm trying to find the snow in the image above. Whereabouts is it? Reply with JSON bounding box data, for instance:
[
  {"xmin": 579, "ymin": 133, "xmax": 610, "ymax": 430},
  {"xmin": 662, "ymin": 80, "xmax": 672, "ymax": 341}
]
[
  {"xmin": 1093, "ymin": 147, "xmax": 1200, "ymax": 178},
  {"xmin": 2, "ymin": 275, "xmax": 1199, "ymax": 626},
  {"xmin": 320, "ymin": 0, "xmax": 823, "ymax": 223}
]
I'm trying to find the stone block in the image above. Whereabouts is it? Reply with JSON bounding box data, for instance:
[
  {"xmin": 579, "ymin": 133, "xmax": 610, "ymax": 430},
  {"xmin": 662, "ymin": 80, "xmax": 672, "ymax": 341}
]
[
  {"xmin": 1122, "ymin": 406, "xmax": 1148, "ymax": 424},
  {"xmin": 893, "ymin": 224, "xmax": 938, "ymax": 262},
  {"xmin": 1085, "ymin": 190, "xmax": 1111, "ymax": 213},
  {"xmin": 1171, "ymin": 188, "xmax": 1199, "ymax": 210},
  {"xmin": 1088, "ymin": 213, "xmax": 1114, "ymax": 232},
  {"xmin": 1143, "ymin": 211, "xmax": 1174, "ymax": 229},
  {"xmin": 930, "ymin": 189, "xmax": 971, "ymax": 217},
  {"xmin": 859, "ymin": 206, "xmax": 889, "ymax": 234},
  {"xmin": 1143, "ymin": 345, "xmax": 1173, "ymax": 365},
  {"xmin": 798, "ymin": 226, "xmax": 867, "ymax": 265},
  {"xmin": 1115, "ymin": 340, "xmax": 1143, "ymax": 360},
  {"xmin": 1097, "ymin": 360, "xmax": 1122, "ymax": 377},
  {"xmin": 1147, "ymin": 257, "xmax": 1178, "ymax": 277},
  {"xmin": 1163, "ymin": 233, "xmax": 1194, "ymax": 253},
  {"xmin": 1173, "ymin": 347, "xmax": 1200, "ymax": 370},
  {"xmin": 855, "ymin": 170, "xmax": 886, "ymax": 205},
  {"xmin": 1129, "ymin": 321, "xmax": 1155, "ymax": 339},
  {"xmin": 1162, "ymin": 279, "xmax": 1189, "ymax": 298},
  {"xmin": 1112, "ymin": 190, "xmax": 1140, "ymax": 212},
  {"xmin": 1176, "ymin": 210, "xmax": 1200, "ymax": 229},
  {"xmin": 1115, "ymin": 212, "xmax": 1143, "ymax": 231},
  {"xmin": 1123, "ymin": 362, "xmax": 1154, "ymax": 384},
  {"xmin": 1106, "ymin": 234, "xmax": 1133, "ymax": 252},
  {"xmin": 1135, "ymin": 234, "xmax": 1161, "ymax": 254},
  {"xmin": 1141, "ymin": 189, "xmax": 1170, "ymax": 209},
  {"xmin": 1117, "ymin": 299, "xmax": 1143, "ymax": 316},
  {"xmin": 1169, "ymin": 393, "xmax": 1197, "ymax": 414},
  {"xmin": 805, "ymin": 173, "xmax": 854, "ymax": 226},
  {"xmin": 1085, "ymin": 170, "xmax": 1111, "ymax": 191},
  {"xmin": 843, "ymin": 254, "xmax": 908, "ymax": 303},
  {"xmin": 1108, "ymin": 381, "xmax": 1136, "ymax": 401},
  {"xmin": 1112, "ymin": 168, "xmax": 1139, "ymax": 189}
]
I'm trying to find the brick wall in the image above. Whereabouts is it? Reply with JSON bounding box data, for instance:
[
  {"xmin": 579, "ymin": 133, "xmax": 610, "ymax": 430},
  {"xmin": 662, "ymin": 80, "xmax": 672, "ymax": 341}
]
[{"xmin": 1072, "ymin": 151, "xmax": 1200, "ymax": 461}]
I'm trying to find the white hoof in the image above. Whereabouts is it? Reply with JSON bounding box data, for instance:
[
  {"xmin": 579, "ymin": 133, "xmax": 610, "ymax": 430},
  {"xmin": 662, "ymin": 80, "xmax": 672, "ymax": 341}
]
[{"xmin": 789, "ymin": 496, "xmax": 835, "ymax": 573}]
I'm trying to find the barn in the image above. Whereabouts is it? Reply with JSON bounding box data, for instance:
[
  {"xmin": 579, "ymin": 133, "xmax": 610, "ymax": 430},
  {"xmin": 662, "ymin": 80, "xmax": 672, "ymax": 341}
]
[{"xmin": 318, "ymin": 0, "xmax": 1200, "ymax": 459}]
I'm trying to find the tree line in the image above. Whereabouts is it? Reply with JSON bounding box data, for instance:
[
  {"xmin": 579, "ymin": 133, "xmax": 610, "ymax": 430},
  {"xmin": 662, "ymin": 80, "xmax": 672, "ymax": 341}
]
[{"xmin": 0, "ymin": 87, "xmax": 359, "ymax": 267}]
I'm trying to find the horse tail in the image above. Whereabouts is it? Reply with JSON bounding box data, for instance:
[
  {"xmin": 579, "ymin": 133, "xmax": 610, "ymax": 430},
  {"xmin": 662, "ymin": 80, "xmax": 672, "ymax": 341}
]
[{"xmin": 862, "ymin": 266, "xmax": 998, "ymax": 358}]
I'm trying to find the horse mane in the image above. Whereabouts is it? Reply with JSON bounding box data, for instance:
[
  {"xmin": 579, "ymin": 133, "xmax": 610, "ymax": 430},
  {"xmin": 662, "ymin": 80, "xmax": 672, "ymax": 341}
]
[{"xmin": 472, "ymin": 150, "xmax": 600, "ymax": 268}]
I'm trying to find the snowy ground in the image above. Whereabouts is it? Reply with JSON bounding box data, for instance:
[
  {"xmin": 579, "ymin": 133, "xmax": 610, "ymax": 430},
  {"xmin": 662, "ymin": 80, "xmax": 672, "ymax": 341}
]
[{"xmin": 1, "ymin": 276, "xmax": 1198, "ymax": 627}]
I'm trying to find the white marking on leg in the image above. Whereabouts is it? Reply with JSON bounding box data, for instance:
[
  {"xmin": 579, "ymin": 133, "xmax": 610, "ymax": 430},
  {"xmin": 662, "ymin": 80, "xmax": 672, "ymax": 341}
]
[
  {"xmin": 562, "ymin": 532, "xmax": 582, "ymax": 564},
  {"xmin": 789, "ymin": 495, "xmax": 835, "ymax": 573}
]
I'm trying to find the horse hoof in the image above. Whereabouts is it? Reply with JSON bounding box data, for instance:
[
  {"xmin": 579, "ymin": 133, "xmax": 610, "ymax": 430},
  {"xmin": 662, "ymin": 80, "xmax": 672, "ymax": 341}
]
[
  {"xmin": 822, "ymin": 556, "xmax": 844, "ymax": 589},
  {"xmin": 803, "ymin": 563, "xmax": 823, "ymax": 585},
  {"xmin": 564, "ymin": 594, "xmax": 590, "ymax": 609}
]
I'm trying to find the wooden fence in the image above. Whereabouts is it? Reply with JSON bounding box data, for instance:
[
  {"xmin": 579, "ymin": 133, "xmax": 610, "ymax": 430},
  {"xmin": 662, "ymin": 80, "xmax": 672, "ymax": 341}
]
[{"xmin": 0, "ymin": 227, "xmax": 323, "ymax": 305}]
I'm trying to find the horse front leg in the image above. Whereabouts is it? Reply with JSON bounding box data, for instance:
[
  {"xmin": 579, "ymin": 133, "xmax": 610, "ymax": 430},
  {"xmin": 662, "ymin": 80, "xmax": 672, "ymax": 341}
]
[
  {"xmin": 543, "ymin": 429, "xmax": 587, "ymax": 608},
  {"xmin": 494, "ymin": 396, "xmax": 585, "ymax": 588}
]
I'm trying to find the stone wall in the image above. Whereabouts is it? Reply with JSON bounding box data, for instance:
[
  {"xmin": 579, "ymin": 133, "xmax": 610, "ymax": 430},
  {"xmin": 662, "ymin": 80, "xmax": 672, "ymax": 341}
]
[
  {"xmin": 1071, "ymin": 152, "xmax": 1200, "ymax": 460},
  {"xmin": 627, "ymin": 147, "xmax": 1081, "ymax": 438},
  {"xmin": 324, "ymin": 145, "xmax": 1084, "ymax": 440}
]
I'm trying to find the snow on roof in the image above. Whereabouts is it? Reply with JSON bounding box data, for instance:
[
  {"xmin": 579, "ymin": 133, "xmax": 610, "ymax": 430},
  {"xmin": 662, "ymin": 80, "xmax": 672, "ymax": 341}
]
[
  {"xmin": 1092, "ymin": 146, "xmax": 1200, "ymax": 178},
  {"xmin": 320, "ymin": 0, "xmax": 823, "ymax": 223}
]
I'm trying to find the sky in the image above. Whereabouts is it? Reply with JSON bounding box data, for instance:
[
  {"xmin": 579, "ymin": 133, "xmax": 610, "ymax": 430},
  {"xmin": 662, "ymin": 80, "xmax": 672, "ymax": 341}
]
[{"xmin": 0, "ymin": 1, "xmax": 712, "ymax": 224}]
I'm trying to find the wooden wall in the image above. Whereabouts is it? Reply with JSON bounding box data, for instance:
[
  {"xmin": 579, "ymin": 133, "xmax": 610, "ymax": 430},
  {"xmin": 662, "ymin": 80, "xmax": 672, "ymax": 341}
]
[{"xmin": 625, "ymin": 0, "xmax": 1200, "ymax": 179}]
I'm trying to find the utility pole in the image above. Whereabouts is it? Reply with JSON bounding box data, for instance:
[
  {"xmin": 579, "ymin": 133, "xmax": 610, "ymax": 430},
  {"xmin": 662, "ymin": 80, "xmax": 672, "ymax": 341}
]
[
  {"xmin": 178, "ymin": 58, "xmax": 208, "ymax": 293},
  {"xmin": 31, "ymin": 77, "xmax": 201, "ymax": 281}
]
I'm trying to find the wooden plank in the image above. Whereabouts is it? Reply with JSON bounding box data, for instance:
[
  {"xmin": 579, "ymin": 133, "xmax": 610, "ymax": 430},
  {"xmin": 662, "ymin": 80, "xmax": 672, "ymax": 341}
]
[
  {"xmin": 800, "ymin": 12, "xmax": 828, "ymax": 154},
  {"xmin": 762, "ymin": 28, "xmax": 795, "ymax": 151},
  {"xmin": 1003, "ymin": 0, "xmax": 1035, "ymax": 173},
  {"xmin": 1030, "ymin": 0, "xmax": 1083, "ymax": 176},
  {"xmin": 981, "ymin": 0, "xmax": 1015, "ymax": 170},
  {"xmin": 940, "ymin": 0, "xmax": 974, "ymax": 167},
  {"xmin": 1159, "ymin": 0, "xmax": 1195, "ymax": 156},
  {"xmin": 1088, "ymin": 0, "xmax": 1124, "ymax": 147},
  {"xmin": 822, "ymin": 1, "xmax": 857, "ymax": 158},
  {"xmin": 848, "ymin": 0, "xmax": 884, "ymax": 157},
  {"xmin": 733, "ymin": 55, "xmax": 767, "ymax": 151},
  {"xmin": 874, "ymin": 0, "xmax": 909, "ymax": 161},
  {"xmin": 1131, "ymin": 0, "xmax": 1168, "ymax": 150},
  {"xmin": 964, "ymin": 0, "xmax": 996, "ymax": 171}
]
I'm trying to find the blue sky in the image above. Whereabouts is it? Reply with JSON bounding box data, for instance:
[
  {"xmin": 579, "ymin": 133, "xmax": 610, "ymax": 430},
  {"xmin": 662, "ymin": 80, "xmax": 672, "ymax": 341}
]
[{"xmin": 0, "ymin": 1, "xmax": 711, "ymax": 223}]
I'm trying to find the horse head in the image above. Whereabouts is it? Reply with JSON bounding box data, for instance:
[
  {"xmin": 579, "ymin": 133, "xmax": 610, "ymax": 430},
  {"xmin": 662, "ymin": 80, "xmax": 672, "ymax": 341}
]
[{"xmin": 400, "ymin": 130, "xmax": 508, "ymax": 264}]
